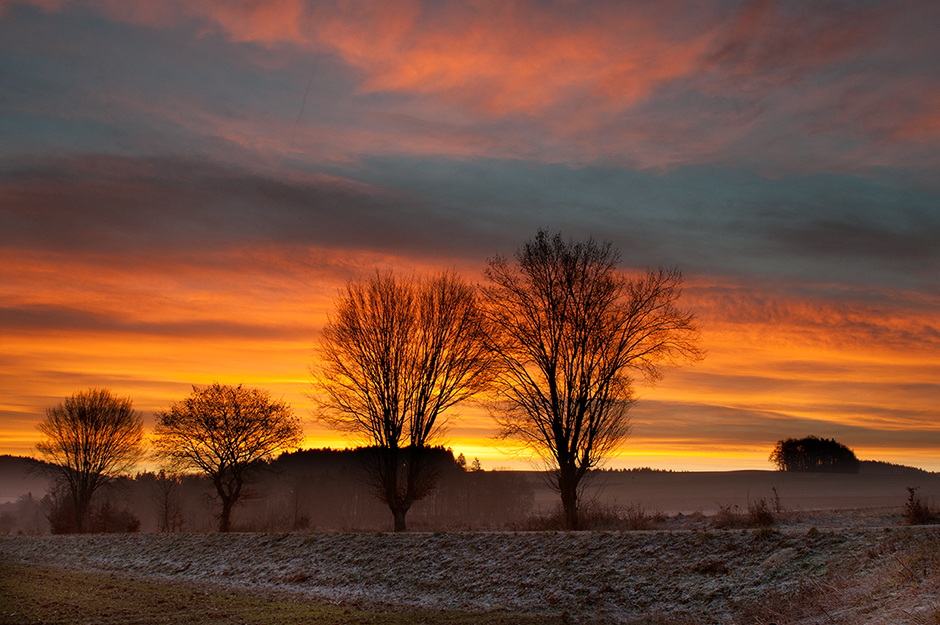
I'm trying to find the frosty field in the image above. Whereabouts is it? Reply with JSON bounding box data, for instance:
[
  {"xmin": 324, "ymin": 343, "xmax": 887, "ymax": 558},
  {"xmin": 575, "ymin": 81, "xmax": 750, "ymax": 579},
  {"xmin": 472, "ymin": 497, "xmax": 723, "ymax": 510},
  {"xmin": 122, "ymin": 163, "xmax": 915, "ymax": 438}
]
[{"xmin": 3, "ymin": 513, "xmax": 940, "ymax": 624}]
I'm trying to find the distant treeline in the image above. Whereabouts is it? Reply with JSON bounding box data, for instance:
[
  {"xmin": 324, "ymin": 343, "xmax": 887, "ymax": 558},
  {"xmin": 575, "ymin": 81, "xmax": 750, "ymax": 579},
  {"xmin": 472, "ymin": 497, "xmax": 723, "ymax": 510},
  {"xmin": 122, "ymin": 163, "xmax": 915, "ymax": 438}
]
[
  {"xmin": 859, "ymin": 460, "xmax": 930, "ymax": 475},
  {"xmin": 597, "ymin": 467, "xmax": 683, "ymax": 474},
  {"xmin": 0, "ymin": 449, "xmax": 536, "ymax": 535}
]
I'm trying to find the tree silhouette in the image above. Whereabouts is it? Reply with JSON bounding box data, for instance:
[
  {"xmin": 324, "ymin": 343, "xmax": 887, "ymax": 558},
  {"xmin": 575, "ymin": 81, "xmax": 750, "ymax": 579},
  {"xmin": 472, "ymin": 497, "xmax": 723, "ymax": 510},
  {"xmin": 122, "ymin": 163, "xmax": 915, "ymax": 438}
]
[
  {"xmin": 151, "ymin": 469, "xmax": 184, "ymax": 532},
  {"xmin": 153, "ymin": 383, "xmax": 302, "ymax": 532},
  {"xmin": 769, "ymin": 436, "xmax": 859, "ymax": 473},
  {"xmin": 313, "ymin": 270, "xmax": 493, "ymax": 531},
  {"xmin": 482, "ymin": 230, "xmax": 703, "ymax": 530},
  {"xmin": 35, "ymin": 388, "xmax": 145, "ymax": 532}
]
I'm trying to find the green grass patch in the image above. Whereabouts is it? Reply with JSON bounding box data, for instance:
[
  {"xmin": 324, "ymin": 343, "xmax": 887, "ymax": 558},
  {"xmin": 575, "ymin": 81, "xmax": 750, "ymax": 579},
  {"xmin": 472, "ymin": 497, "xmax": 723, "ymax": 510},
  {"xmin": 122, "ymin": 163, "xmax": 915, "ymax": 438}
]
[{"xmin": 0, "ymin": 562, "xmax": 557, "ymax": 625}]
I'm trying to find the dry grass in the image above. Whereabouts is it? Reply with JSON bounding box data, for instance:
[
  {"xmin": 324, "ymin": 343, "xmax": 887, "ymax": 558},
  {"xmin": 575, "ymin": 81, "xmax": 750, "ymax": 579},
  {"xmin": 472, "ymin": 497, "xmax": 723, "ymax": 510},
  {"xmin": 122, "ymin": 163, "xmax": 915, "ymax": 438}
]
[
  {"xmin": 0, "ymin": 562, "xmax": 559, "ymax": 625},
  {"xmin": 710, "ymin": 498, "xmax": 777, "ymax": 530},
  {"xmin": 518, "ymin": 502, "xmax": 666, "ymax": 531}
]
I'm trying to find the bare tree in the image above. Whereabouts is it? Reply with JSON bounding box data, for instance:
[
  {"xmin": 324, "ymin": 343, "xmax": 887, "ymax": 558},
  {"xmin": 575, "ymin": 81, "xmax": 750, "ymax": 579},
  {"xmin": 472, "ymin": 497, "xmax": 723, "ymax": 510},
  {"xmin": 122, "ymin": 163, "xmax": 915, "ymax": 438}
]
[
  {"xmin": 152, "ymin": 383, "xmax": 303, "ymax": 532},
  {"xmin": 35, "ymin": 388, "xmax": 145, "ymax": 532},
  {"xmin": 313, "ymin": 270, "xmax": 492, "ymax": 531},
  {"xmin": 482, "ymin": 230, "xmax": 703, "ymax": 530}
]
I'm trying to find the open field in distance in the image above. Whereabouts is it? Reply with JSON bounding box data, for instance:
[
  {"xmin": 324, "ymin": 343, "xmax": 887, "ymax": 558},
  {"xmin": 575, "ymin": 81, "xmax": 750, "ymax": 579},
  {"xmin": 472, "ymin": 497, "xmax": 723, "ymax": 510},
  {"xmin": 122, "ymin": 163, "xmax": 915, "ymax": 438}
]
[{"xmin": 565, "ymin": 470, "xmax": 940, "ymax": 517}]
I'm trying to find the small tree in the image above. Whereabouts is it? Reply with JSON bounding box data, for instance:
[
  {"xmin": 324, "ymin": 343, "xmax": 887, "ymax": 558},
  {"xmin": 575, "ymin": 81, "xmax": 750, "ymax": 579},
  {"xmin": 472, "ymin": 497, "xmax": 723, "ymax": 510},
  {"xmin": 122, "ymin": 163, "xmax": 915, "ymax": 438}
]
[
  {"xmin": 482, "ymin": 230, "xmax": 703, "ymax": 530},
  {"xmin": 153, "ymin": 383, "xmax": 303, "ymax": 532},
  {"xmin": 151, "ymin": 470, "xmax": 185, "ymax": 533},
  {"xmin": 769, "ymin": 436, "xmax": 859, "ymax": 473},
  {"xmin": 35, "ymin": 388, "xmax": 145, "ymax": 532},
  {"xmin": 314, "ymin": 270, "xmax": 493, "ymax": 531}
]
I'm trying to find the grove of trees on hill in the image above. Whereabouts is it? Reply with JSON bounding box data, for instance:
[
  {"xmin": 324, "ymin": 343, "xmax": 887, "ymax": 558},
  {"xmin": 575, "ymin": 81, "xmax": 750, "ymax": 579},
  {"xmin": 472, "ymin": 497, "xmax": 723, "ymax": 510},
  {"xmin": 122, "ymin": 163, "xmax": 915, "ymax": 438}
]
[
  {"xmin": 769, "ymin": 436, "xmax": 860, "ymax": 473},
  {"xmin": 0, "ymin": 449, "xmax": 536, "ymax": 535}
]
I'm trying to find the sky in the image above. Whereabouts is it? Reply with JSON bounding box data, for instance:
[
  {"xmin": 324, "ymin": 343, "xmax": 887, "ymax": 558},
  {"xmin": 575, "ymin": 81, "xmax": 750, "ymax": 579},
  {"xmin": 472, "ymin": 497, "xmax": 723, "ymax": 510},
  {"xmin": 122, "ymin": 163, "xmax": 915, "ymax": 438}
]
[{"xmin": 1, "ymin": 0, "xmax": 939, "ymax": 471}]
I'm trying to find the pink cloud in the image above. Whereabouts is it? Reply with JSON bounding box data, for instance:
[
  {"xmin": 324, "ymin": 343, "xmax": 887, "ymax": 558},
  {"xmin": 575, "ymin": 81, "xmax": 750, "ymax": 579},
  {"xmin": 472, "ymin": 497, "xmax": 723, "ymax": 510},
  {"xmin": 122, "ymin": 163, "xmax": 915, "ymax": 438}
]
[{"xmin": 5, "ymin": 0, "xmax": 939, "ymax": 173}]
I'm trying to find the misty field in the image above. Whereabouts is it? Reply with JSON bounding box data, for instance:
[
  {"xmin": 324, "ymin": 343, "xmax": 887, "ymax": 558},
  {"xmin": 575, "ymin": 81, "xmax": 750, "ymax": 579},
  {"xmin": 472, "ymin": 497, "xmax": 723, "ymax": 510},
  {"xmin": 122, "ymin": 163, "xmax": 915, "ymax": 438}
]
[{"xmin": 4, "ymin": 471, "xmax": 940, "ymax": 624}]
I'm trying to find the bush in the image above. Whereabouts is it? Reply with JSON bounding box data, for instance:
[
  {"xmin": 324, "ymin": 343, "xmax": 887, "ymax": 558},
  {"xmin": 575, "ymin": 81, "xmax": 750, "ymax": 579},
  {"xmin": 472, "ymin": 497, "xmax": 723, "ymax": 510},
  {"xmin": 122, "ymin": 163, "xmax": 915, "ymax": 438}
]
[
  {"xmin": 46, "ymin": 491, "xmax": 78, "ymax": 534},
  {"xmin": 711, "ymin": 499, "xmax": 776, "ymax": 529},
  {"xmin": 904, "ymin": 487, "xmax": 935, "ymax": 525},
  {"xmin": 88, "ymin": 501, "xmax": 141, "ymax": 533},
  {"xmin": 747, "ymin": 498, "xmax": 776, "ymax": 527},
  {"xmin": 46, "ymin": 494, "xmax": 140, "ymax": 534}
]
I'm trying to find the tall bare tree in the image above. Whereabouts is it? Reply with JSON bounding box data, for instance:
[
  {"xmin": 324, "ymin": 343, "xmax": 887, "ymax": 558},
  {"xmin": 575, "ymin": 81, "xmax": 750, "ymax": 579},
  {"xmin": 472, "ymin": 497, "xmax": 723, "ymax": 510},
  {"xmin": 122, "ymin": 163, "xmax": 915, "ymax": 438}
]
[
  {"xmin": 152, "ymin": 383, "xmax": 303, "ymax": 532},
  {"xmin": 35, "ymin": 388, "xmax": 145, "ymax": 532},
  {"xmin": 482, "ymin": 230, "xmax": 703, "ymax": 530},
  {"xmin": 314, "ymin": 270, "xmax": 492, "ymax": 531}
]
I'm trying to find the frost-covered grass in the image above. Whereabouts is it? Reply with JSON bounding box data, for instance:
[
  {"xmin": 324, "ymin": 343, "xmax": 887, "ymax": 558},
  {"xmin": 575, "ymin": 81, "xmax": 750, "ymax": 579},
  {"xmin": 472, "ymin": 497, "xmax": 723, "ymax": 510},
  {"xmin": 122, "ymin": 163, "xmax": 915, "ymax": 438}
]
[
  {"xmin": 0, "ymin": 561, "xmax": 550, "ymax": 625},
  {"xmin": 3, "ymin": 517, "xmax": 940, "ymax": 624}
]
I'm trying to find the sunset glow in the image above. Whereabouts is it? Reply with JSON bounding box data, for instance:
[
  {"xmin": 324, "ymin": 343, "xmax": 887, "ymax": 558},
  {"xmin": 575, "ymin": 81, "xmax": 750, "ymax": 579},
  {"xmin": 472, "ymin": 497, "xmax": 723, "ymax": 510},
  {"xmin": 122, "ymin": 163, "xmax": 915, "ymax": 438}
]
[{"xmin": 2, "ymin": 0, "xmax": 938, "ymax": 472}]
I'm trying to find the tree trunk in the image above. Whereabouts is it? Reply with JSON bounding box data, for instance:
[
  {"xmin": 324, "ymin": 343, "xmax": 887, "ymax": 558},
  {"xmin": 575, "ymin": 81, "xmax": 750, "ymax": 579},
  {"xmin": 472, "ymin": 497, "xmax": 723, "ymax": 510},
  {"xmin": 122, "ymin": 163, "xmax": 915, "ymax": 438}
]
[
  {"xmin": 214, "ymin": 473, "xmax": 242, "ymax": 533},
  {"xmin": 218, "ymin": 497, "xmax": 234, "ymax": 533},
  {"xmin": 392, "ymin": 506, "xmax": 409, "ymax": 532},
  {"xmin": 558, "ymin": 467, "xmax": 580, "ymax": 531},
  {"xmin": 74, "ymin": 497, "xmax": 89, "ymax": 533}
]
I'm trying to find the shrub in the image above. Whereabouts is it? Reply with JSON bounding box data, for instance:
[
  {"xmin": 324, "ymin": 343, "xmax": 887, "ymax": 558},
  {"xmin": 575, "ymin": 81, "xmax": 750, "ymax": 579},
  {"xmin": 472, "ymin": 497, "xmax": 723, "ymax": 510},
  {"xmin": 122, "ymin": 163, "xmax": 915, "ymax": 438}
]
[
  {"xmin": 623, "ymin": 504, "xmax": 655, "ymax": 531},
  {"xmin": 904, "ymin": 487, "xmax": 935, "ymax": 525},
  {"xmin": 711, "ymin": 499, "xmax": 776, "ymax": 529},
  {"xmin": 711, "ymin": 504, "xmax": 744, "ymax": 529},
  {"xmin": 88, "ymin": 501, "xmax": 141, "ymax": 533},
  {"xmin": 747, "ymin": 498, "xmax": 776, "ymax": 527}
]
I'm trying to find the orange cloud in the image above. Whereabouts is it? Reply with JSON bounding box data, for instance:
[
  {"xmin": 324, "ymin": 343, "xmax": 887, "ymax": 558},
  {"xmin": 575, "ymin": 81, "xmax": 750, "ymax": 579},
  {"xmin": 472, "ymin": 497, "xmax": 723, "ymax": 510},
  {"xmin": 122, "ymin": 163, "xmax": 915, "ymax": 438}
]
[
  {"xmin": 15, "ymin": 0, "xmax": 717, "ymax": 118},
  {"xmin": 307, "ymin": 1, "xmax": 713, "ymax": 117}
]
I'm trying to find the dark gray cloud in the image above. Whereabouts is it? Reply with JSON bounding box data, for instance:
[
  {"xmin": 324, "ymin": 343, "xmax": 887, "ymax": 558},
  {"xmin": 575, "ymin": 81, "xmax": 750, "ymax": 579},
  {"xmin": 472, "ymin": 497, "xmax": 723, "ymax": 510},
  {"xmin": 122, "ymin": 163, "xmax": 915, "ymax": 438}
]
[
  {"xmin": 0, "ymin": 155, "xmax": 485, "ymax": 259},
  {"xmin": 344, "ymin": 159, "xmax": 940, "ymax": 288},
  {"xmin": 0, "ymin": 303, "xmax": 304, "ymax": 340},
  {"xmin": 777, "ymin": 218, "xmax": 940, "ymax": 263},
  {"xmin": 4, "ymin": 154, "xmax": 938, "ymax": 293}
]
